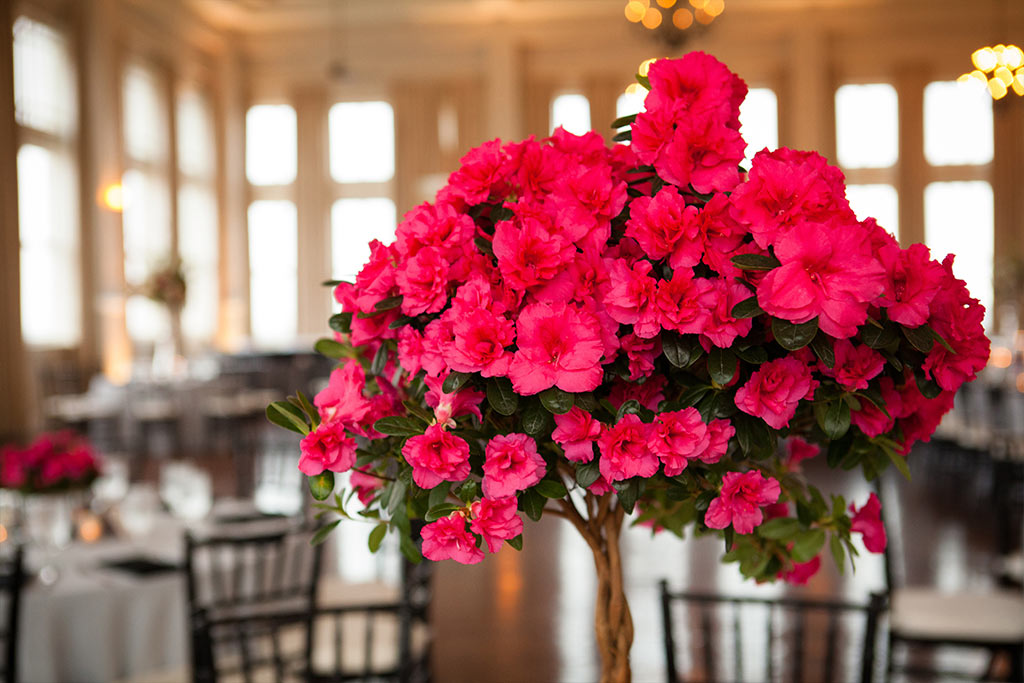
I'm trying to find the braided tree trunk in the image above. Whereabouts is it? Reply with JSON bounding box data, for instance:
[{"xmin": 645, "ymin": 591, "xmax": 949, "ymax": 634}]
[{"xmin": 558, "ymin": 492, "xmax": 634, "ymax": 683}]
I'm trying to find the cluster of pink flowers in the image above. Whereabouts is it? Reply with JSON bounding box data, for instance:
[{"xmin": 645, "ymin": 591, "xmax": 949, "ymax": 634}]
[
  {"xmin": 0, "ymin": 431, "xmax": 102, "ymax": 493},
  {"xmin": 288, "ymin": 51, "xmax": 989, "ymax": 581}
]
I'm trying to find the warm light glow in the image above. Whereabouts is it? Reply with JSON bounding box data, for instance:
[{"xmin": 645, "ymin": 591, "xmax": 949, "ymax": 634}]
[
  {"xmin": 0, "ymin": 526, "xmax": 8, "ymax": 545},
  {"xmin": 695, "ymin": 7, "xmax": 714, "ymax": 24},
  {"xmin": 495, "ymin": 544, "xmax": 523, "ymax": 619},
  {"xmin": 656, "ymin": 0, "xmax": 677, "ymax": 7},
  {"xmin": 995, "ymin": 66, "xmax": 1014, "ymax": 86},
  {"xmin": 625, "ymin": 1, "xmax": 646, "ymax": 22},
  {"xmin": 102, "ymin": 183, "xmax": 125, "ymax": 212},
  {"xmin": 78, "ymin": 513, "xmax": 103, "ymax": 543},
  {"xmin": 641, "ymin": 7, "xmax": 663, "ymax": 28},
  {"xmin": 973, "ymin": 47, "xmax": 998, "ymax": 72},
  {"xmin": 673, "ymin": 7, "xmax": 694, "ymax": 28},
  {"xmin": 689, "ymin": 0, "xmax": 707, "ymax": 8},
  {"xmin": 990, "ymin": 346, "xmax": 1013, "ymax": 368},
  {"xmin": 1013, "ymin": 76, "xmax": 1024, "ymax": 96},
  {"xmin": 705, "ymin": 0, "xmax": 725, "ymax": 17},
  {"xmin": 1016, "ymin": 372, "xmax": 1024, "ymax": 393},
  {"xmin": 624, "ymin": 82, "xmax": 647, "ymax": 96},
  {"xmin": 970, "ymin": 69, "xmax": 988, "ymax": 85},
  {"xmin": 988, "ymin": 77, "xmax": 1008, "ymax": 99},
  {"xmin": 638, "ymin": 57, "xmax": 658, "ymax": 77},
  {"xmin": 1004, "ymin": 45, "xmax": 1024, "ymax": 69}
]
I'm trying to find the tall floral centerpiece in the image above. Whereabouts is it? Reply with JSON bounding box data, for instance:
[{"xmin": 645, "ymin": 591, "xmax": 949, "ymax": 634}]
[
  {"xmin": 0, "ymin": 431, "xmax": 103, "ymax": 494},
  {"xmin": 269, "ymin": 53, "xmax": 990, "ymax": 682},
  {"xmin": 135, "ymin": 258, "xmax": 188, "ymax": 363}
]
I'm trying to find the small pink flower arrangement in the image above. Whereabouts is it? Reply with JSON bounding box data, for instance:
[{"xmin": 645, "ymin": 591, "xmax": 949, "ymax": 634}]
[
  {"xmin": 0, "ymin": 431, "xmax": 102, "ymax": 493},
  {"xmin": 269, "ymin": 52, "xmax": 990, "ymax": 680}
]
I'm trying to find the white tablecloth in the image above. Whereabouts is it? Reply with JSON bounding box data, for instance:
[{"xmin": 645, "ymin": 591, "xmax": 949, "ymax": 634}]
[{"xmin": 19, "ymin": 516, "xmax": 188, "ymax": 683}]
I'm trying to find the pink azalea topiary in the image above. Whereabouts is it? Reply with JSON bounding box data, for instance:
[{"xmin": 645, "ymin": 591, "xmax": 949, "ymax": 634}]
[
  {"xmin": 850, "ymin": 493, "xmax": 888, "ymax": 553},
  {"xmin": 266, "ymin": 51, "xmax": 991, "ymax": 683},
  {"xmin": 0, "ymin": 431, "xmax": 102, "ymax": 493}
]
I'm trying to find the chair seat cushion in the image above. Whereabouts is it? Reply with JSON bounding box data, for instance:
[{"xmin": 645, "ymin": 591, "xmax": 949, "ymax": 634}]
[{"xmin": 890, "ymin": 587, "xmax": 1024, "ymax": 644}]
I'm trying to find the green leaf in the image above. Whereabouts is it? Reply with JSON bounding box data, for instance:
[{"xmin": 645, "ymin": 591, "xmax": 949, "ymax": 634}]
[
  {"xmin": 388, "ymin": 315, "xmax": 415, "ymax": 330},
  {"xmin": 368, "ymin": 522, "xmax": 388, "ymax": 552},
  {"xmin": 473, "ymin": 236, "xmax": 494, "ymax": 256},
  {"xmin": 311, "ymin": 519, "xmax": 341, "ymax": 546},
  {"xmin": 615, "ymin": 399, "xmax": 642, "ymax": 422},
  {"xmin": 860, "ymin": 320, "xmax": 899, "ymax": 350},
  {"xmin": 614, "ymin": 479, "xmax": 642, "ymax": 514},
  {"xmin": 266, "ymin": 401, "xmax": 310, "ymax": 435},
  {"xmin": 815, "ymin": 400, "xmax": 851, "ymax": 440},
  {"xmin": 827, "ymin": 432, "xmax": 855, "ymax": 468},
  {"xmin": 575, "ymin": 392, "xmax": 599, "ymax": 411},
  {"xmin": 442, "ymin": 371, "xmax": 472, "ymax": 394},
  {"xmin": 296, "ymin": 391, "xmax": 320, "ymax": 428},
  {"xmin": 455, "ymin": 479, "xmax": 479, "ymax": 504},
  {"xmin": 829, "ymin": 534, "xmax": 846, "ymax": 574},
  {"xmin": 611, "ymin": 113, "xmax": 637, "ymax": 129},
  {"xmin": 309, "ymin": 472, "xmax": 335, "ymax": 501},
  {"xmin": 486, "ymin": 377, "xmax": 518, "ymax": 416},
  {"xmin": 386, "ymin": 480, "xmax": 407, "ymax": 515},
  {"xmin": 540, "ymin": 387, "xmax": 575, "ymax": 415},
  {"xmin": 636, "ymin": 73, "xmax": 651, "ymax": 89},
  {"xmin": 809, "ymin": 333, "xmax": 835, "ymax": 369},
  {"xmin": 915, "ymin": 373, "xmax": 943, "ymax": 399},
  {"xmin": 855, "ymin": 388, "xmax": 891, "ymax": 419},
  {"xmin": 758, "ymin": 517, "xmax": 802, "ymax": 540},
  {"xmin": 882, "ymin": 442, "xmax": 912, "ymax": 480},
  {"xmin": 428, "ymin": 482, "xmax": 451, "ymax": 509},
  {"xmin": 695, "ymin": 490, "xmax": 716, "ymax": 513},
  {"xmin": 425, "ymin": 503, "xmax": 463, "ymax": 522},
  {"xmin": 708, "ymin": 347, "xmax": 737, "ymax": 385},
  {"xmin": 734, "ymin": 414, "xmax": 775, "ymax": 458},
  {"xmin": 373, "ymin": 416, "xmax": 425, "ymax": 437},
  {"xmin": 373, "ymin": 295, "xmax": 403, "ymax": 312},
  {"xmin": 314, "ymin": 338, "xmax": 347, "ymax": 359},
  {"xmin": 399, "ymin": 533, "xmax": 422, "ymax": 564},
  {"xmin": 791, "ymin": 528, "xmax": 826, "ymax": 563},
  {"xmin": 734, "ymin": 346, "xmax": 768, "ymax": 364},
  {"xmin": 535, "ymin": 479, "xmax": 568, "ymax": 499},
  {"xmin": 677, "ymin": 384, "xmax": 713, "ymax": 408},
  {"xmin": 730, "ymin": 297, "xmax": 764, "ymax": 319},
  {"xmin": 506, "ymin": 534, "xmax": 523, "ymax": 551},
  {"xmin": 661, "ymin": 332, "xmax": 695, "ymax": 368},
  {"xmin": 731, "ymin": 253, "xmax": 781, "ymax": 271},
  {"xmin": 370, "ymin": 343, "xmax": 388, "ymax": 376},
  {"xmin": 901, "ymin": 324, "xmax": 935, "ymax": 353},
  {"xmin": 931, "ymin": 327, "xmax": 956, "ymax": 354},
  {"xmin": 328, "ymin": 312, "xmax": 352, "ymax": 334},
  {"xmin": 522, "ymin": 401, "xmax": 552, "ymax": 437},
  {"xmin": 611, "ymin": 130, "xmax": 632, "ymax": 143},
  {"xmin": 575, "ymin": 460, "xmax": 601, "ymax": 488},
  {"xmin": 519, "ymin": 488, "xmax": 546, "ymax": 522},
  {"xmin": 723, "ymin": 526, "xmax": 735, "ymax": 551},
  {"xmin": 772, "ymin": 317, "xmax": 819, "ymax": 351}
]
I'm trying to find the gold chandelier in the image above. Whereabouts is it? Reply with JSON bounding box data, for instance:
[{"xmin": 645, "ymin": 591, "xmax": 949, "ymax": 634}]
[
  {"xmin": 958, "ymin": 44, "xmax": 1024, "ymax": 99},
  {"xmin": 624, "ymin": 0, "xmax": 724, "ymax": 47}
]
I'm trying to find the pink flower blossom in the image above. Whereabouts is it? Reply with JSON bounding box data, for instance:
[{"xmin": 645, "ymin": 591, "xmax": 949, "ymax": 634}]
[
  {"xmin": 492, "ymin": 211, "xmax": 576, "ymax": 292},
  {"xmin": 780, "ymin": 556, "xmax": 821, "ymax": 585},
  {"xmin": 349, "ymin": 469, "xmax": 384, "ymax": 506},
  {"xmin": 424, "ymin": 373, "xmax": 485, "ymax": 426},
  {"xmin": 877, "ymin": 243, "xmax": 945, "ymax": 327},
  {"xmin": 735, "ymin": 356, "xmax": 818, "ymax": 429},
  {"xmin": 396, "ymin": 246, "xmax": 451, "ymax": 316},
  {"xmin": 482, "ymin": 433, "xmax": 546, "ymax": 499},
  {"xmin": 700, "ymin": 278, "xmax": 753, "ymax": 348},
  {"xmin": 922, "ymin": 255, "xmax": 990, "ymax": 393},
  {"xmin": 850, "ymin": 376, "xmax": 900, "ymax": 438},
  {"xmin": 422, "ymin": 514, "xmax": 484, "ymax": 565},
  {"xmin": 824, "ymin": 339, "xmax": 885, "ymax": 392},
  {"xmin": 608, "ymin": 375, "xmax": 667, "ymax": 412},
  {"xmin": 298, "ymin": 421, "xmax": 357, "ymax": 476},
  {"xmin": 508, "ymin": 302, "xmax": 605, "ymax": 395},
  {"xmin": 705, "ymin": 470, "xmax": 781, "ymax": 535},
  {"xmin": 395, "ymin": 201, "xmax": 477, "ymax": 259},
  {"xmin": 602, "ymin": 258, "xmax": 661, "ymax": 338},
  {"xmin": 548, "ymin": 162, "xmax": 626, "ymax": 251},
  {"xmin": 315, "ymin": 361, "xmax": 372, "ymax": 427},
  {"xmin": 756, "ymin": 220, "xmax": 887, "ymax": 338},
  {"xmin": 700, "ymin": 419, "xmax": 734, "ymax": 464},
  {"xmin": 442, "ymin": 138, "xmax": 512, "ymax": 206},
  {"xmin": 730, "ymin": 148, "xmax": 854, "ymax": 249},
  {"xmin": 353, "ymin": 240, "xmax": 398, "ymax": 312},
  {"xmin": 402, "ymin": 425, "xmax": 471, "ymax": 489},
  {"xmin": 695, "ymin": 193, "xmax": 749, "ymax": 277},
  {"xmin": 656, "ymin": 270, "xmax": 715, "ymax": 335},
  {"xmin": 650, "ymin": 408, "xmax": 710, "ymax": 476},
  {"xmin": 785, "ymin": 437, "xmax": 820, "ymax": 469},
  {"xmin": 587, "ymin": 474, "xmax": 615, "ymax": 496},
  {"xmin": 642, "ymin": 52, "xmax": 747, "ymax": 130},
  {"xmin": 621, "ymin": 333, "xmax": 662, "ymax": 381},
  {"xmin": 441, "ymin": 307, "xmax": 515, "ymax": 377},
  {"xmin": 624, "ymin": 187, "xmax": 703, "ymax": 267},
  {"xmin": 552, "ymin": 406, "xmax": 602, "ymax": 463},
  {"xmin": 469, "ymin": 497, "xmax": 524, "ymax": 553},
  {"xmin": 656, "ymin": 116, "xmax": 746, "ymax": 194},
  {"xmin": 598, "ymin": 414, "xmax": 658, "ymax": 482},
  {"xmin": 849, "ymin": 493, "xmax": 887, "ymax": 553}
]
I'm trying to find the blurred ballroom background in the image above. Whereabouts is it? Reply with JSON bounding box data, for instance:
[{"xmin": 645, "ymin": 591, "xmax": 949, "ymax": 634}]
[{"xmin": 0, "ymin": 1, "xmax": 1023, "ymax": 682}]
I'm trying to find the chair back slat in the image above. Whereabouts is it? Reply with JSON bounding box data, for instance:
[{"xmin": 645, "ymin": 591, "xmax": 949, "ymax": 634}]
[
  {"xmin": 0, "ymin": 545, "xmax": 24, "ymax": 683},
  {"xmin": 659, "ymin": 583, "xmax": 885, "ymax": 683}
]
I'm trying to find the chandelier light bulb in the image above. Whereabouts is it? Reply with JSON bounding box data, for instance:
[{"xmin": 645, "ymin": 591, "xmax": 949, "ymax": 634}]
[
  {"xmin": 988, "ymin": 77, "xmax": 1008, "ymax": 99},
  {"xmin": 656, "ymin": 0, "xmax": 677, "ymax": 7},
  {"xmin": 1004, "ymin": 45, "xmax": 1024, "ymax": 69},
  {"xmin": 625, "ymin": 1, "xmax": 646, "ymax": 22},
  {"xmin": 995, "ymin": 65, "xmax": 1014, "ymax": 86},
  {"xmin": 673, "ymin": 7, "xmax": 694, "ymax": 29},
  {"xmin": 641, "ymin": 7, "xmax": 663, "ymax": 28},
  {"xmin": 972, "ymin": 47, "xmax": 998, "ymax": 72}
]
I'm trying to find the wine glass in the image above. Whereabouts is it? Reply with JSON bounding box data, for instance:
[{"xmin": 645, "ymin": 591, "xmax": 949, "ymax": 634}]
[
  {"xmin": 159, "ymin": 462, "xmax": 212, "ymax": 524},
  {"xmin": 23, "ymin": 494, "xmax": 74, "ymax": 585}
]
